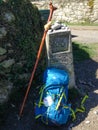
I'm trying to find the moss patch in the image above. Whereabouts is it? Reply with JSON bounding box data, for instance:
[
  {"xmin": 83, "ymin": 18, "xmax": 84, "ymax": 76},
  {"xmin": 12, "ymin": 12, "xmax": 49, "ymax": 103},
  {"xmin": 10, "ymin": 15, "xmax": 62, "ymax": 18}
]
[
  {"xmin": 0, "ymin": 0, "xmax": 46, "ymax": 125},
  {"xmin": 87, "ymin": 0, "xmax": 95, "ymax": 11}
]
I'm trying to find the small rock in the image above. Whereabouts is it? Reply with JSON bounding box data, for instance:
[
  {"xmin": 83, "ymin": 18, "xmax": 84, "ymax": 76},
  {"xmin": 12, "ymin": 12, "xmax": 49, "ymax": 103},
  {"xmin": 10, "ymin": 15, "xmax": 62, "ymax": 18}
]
[
  {"xmin": 19, "ymin": 73, "xmax": 30, "ymax": 80},
  {"xmin": 94, "ymin": 110, "xmax": 98, "ymax": 115},
  {"xmin": 11, "ymin": 104, "xmax": 16, "ymax": 108},
  {"xmin": 95, "ymin": 69, "xmax": 98, "ymax": 79},
  {"xmin": 0, "ymin": 27, "xmax": 7, "ymax": 39},
  {"xmin": 0, "ymin": 55, "xmax": 7, "ymax": 62},
  {"xmin": 85, "ymin": 120, "xmax": 90, "ymax": 124},
  {"xmin": 51, "ymin": 22, "xmax": 61, "ymax": 30},
  {"xmin": 3, "ymin": 12, "xmax": 15, "ymax": 22},
  {"xmin": 68, "ymin": 123, "xmax": 74, "ymax": 130},
  {"xmin": 61, "ymin": 26, "xmax": 66, "ymax": 29},
  {"xmin": 0, "ymin": 47, "xmax": 7, "ymax": 55},
  {"xmin": 0, "ymin": 81, "xmax": 13, "ymax": 103},
  {"xmin": 8, "ymin": 49, "xmax": 14, "ymax": 54},
  {"xmin": 0, "ymin": 59, "xmax": 15, "ymax": 68},
  {"xmin": 6, "ymin": 43, "xmax": 12, "ymax": 48}
]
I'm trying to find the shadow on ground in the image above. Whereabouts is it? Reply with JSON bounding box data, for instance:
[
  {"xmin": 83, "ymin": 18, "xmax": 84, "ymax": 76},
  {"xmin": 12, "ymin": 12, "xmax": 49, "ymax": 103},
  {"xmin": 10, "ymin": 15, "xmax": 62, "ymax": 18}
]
[
  {"xmin": 71, "ymin": 34, "xmax": 78, "ymax": 38},
  {"xmin": 72, "ymin": 43, "xmax": 98, "ymax": 128},
  {"xmin": 0, "ymin": 41, "xmax": 98, "ymax": 130}
]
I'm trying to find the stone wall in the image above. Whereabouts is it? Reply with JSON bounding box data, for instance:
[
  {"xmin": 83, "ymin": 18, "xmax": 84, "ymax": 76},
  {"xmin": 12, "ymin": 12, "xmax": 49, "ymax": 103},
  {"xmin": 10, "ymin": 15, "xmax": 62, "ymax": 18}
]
[{"xmin": 31, "ymin": 0, "xmax": 98, "ymax": 23}]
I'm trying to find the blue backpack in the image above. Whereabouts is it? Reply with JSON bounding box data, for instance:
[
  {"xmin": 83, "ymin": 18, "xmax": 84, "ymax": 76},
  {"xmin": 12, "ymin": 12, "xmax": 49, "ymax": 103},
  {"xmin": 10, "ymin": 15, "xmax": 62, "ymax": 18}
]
[
  {"xmin": 35, "ymin": 68, "xmax": 88, "ymax": 126},
  {"xmin": 35, "ymin": 68, "xmax": 72, "ymax": 125}
]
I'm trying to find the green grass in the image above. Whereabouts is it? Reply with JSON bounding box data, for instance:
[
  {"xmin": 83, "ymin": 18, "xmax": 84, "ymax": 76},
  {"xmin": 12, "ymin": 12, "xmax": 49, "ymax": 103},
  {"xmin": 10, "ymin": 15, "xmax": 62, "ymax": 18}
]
[
  {"xmin": 67, "ymin": 22, "xmax": 98, "ymax": 26},
  {"xmin": 72, "ymin": 42, "xmax": 98, "ymax": 62}
]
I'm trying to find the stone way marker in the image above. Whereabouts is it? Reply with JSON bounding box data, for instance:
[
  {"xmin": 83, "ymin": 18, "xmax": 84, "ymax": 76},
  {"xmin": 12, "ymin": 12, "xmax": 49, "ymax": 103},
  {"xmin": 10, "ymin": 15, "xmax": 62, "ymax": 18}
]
[{"xmin": 46, "ymin": 23, "xmax": 76, "ymax": 88}]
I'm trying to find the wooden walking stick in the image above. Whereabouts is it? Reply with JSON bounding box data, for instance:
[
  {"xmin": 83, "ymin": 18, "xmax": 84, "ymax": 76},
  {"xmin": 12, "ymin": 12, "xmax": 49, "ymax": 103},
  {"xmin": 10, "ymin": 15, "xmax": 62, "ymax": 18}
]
[{"xmin": 19, "ymin": 2, "xmax": 57, "ymax": 117}]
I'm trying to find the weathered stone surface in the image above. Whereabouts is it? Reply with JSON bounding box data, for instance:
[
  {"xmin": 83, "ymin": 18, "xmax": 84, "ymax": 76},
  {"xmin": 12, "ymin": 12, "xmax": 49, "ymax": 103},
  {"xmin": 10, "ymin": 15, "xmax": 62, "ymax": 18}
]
[
  {"xmin": 3, "ymin": 12, "xmax": 15, "ymax": 22},
  {"xmin": 1, "ymin": 59, "xmax": 15, "ymax": 68},
  {"xmin": 0, "ymin": 27, "xmax": 7, "ymax": 39},
  {"xmin": 19, "ymin": 73, "xmax": 30, "ymax": 81},
  {"xmin": 0, "ymin": 81, "xmax": 13, "ymax": 103},
  {"xmin": 8, "ymin": 49, "xmax": 14, "ymax": 54},
  {"xmin": 0, "ymin": 47, "xmax": 7, "ymax": 55}
]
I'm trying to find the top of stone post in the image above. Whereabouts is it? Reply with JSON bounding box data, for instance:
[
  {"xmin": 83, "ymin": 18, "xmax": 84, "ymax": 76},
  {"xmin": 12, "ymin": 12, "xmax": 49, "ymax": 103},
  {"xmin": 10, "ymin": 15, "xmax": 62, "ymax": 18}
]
[{"xmin": 47, "ymin": 21, "xmax": 70, "ymax": 34}]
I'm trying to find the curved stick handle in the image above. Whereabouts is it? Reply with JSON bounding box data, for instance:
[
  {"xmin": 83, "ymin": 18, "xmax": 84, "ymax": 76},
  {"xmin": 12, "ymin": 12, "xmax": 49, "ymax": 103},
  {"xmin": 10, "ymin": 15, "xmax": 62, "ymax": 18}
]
[
  {"xmin": 47, "ymin": 2, "xmax": 57, "ymax": 23},
  {"xmin": 19, "ymin": 2, "xmax": 57, "ymax": 117}
]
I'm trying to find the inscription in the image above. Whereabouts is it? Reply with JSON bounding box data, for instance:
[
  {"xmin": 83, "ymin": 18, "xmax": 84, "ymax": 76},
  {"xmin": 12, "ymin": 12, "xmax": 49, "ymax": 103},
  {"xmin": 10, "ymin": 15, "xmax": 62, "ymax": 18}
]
[{"xmin": 51, "ymin": 36, "xmax": 69, "ymax": 53}]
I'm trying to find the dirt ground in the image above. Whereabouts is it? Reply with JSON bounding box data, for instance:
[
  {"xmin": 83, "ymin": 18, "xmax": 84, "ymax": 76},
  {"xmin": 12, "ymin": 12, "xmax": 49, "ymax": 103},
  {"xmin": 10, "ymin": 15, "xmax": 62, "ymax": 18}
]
[
  {"xmin": 70, "ymin": 25, "xmax": 98, "ymax": 44},
  {"xmin": 0, "ymin": 26, "xmax": 98, "ymax": 130},
  {"xmin": 70, "ymin": 26, "xmax": 98, "ymax": 130},
  {"xmin": 71, "ymin": 57, "xmax": 98, "ymax": 130}
]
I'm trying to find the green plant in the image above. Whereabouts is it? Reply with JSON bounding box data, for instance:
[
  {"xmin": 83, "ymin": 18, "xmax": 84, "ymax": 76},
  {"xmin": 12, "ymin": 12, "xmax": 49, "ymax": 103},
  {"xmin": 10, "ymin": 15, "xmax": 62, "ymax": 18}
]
[{"xmin": 87, "ymin": 0, "xmax": 95, "ymax": 11}]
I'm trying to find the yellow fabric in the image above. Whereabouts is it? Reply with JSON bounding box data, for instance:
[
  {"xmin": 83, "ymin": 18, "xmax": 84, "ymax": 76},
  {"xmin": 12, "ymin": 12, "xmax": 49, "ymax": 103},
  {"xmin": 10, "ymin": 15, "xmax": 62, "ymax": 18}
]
[
  {"xmin": 35, "ymin": 84, "xmax": 89, "ymax": 123},
  {"xmin": 63, "ymin": 95, "xmax": 89, "ymax": 121},
  {"xmin": 55, "ymin": 92, "xmax": 64, "ymax": 110},
  {"xmin": 44, "ymin": 21, "xmax": 52, "ymax": 31},
  {"xmin": 74, "ymin": 95, "xmax": 89, "ymax": 120},
  {"xmin": 35, "ymin": 114, "xmax": 42, "ymax": 119},
  {"xmin": 38, "ymin": 86, "xmax": 44, "ymax": 107},
  {"xmin": 81, "ymin": 95, "xmax": 88, "ymax": 105}
]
